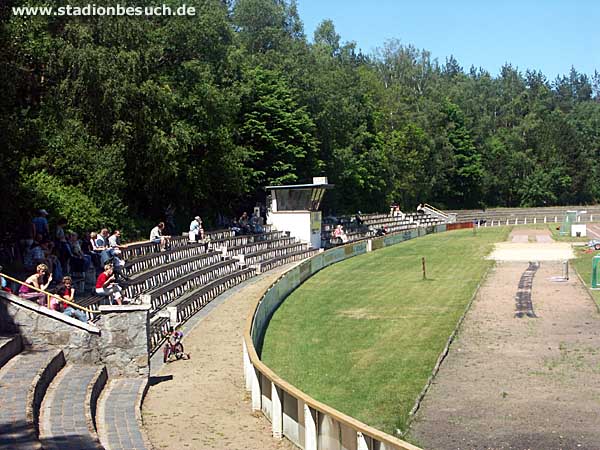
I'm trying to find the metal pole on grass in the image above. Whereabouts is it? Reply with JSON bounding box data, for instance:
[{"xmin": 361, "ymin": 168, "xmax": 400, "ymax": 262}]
[{"xmin": 422, "ymin": 257, "xmax": 426, "ymax": 280}]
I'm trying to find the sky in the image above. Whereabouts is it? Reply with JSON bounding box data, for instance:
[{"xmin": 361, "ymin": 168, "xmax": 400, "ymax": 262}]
[{"xmin": 296, "ymin": 0, "xmax": 600, "ymax": 80}]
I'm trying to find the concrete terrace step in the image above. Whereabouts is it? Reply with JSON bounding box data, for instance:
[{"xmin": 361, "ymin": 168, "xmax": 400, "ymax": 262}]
[
  {"xmin": 0, "ymin": 334, "xmax": 22, "ymax": 369},
  {"xmin": 97, "ymin": 378, "xmax": 148, "ymax": 450},
  {"xmin": 39, "ymin": 364, "xmax": 107, "ymax": 450},
  {"xmin": 0, "ymin": 348, "xmax": 65, "ymax": 450}
]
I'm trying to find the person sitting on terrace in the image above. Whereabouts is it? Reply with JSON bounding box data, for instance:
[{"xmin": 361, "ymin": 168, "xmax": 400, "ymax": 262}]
[
  {"xmin": 68, "ymin": 232, "xmax": 91, "ymax": 274},
  {"xmin": 249, "ymin": 212, "xmax": 264, "ymax": 234},
  {"xmin": 24, "ymin": 237, "xmax": 61, "ymax": 280},
  {"xmin": 417, "ymin": 203, "xmax": 425, "ymax": 215},
  {"xmin": 376, "ymin": 226, "xmax": 388, "ymax": 237},
  {"xmin": 19, "ymin": 264, "xmax": 52, "ymax": 306},
  {"xmin": 95, "ymin": 228, "xmax": 110, "ymax": 249},
  {"xmin": 333, "ymin": 224, "xmax": 348, "ymax": 243},
  {"xmin": 31, "ymin": 209, "xmax": 50, "ymax": 240},
  {"xmin": 355, "ymin": 211, "xmax": 364, "ymax": 227},
  {"xmin": 189, "ymin": 216, "xmax": 205, "ymax": 242},
  {"xmin": 95, "ymin": 263, "xmax": 124, "ymax": 305},
  {"xmin": 108, "ymin": 230, "xmax": 122, "ymax": 248},
  {"xmin": 230, "ymin": 219, "xmax": 242, "ymax": 236},
  {"xmin": 0, "ymin": 266, "xmax": 11, "ymax": 293},
  {"xmin": 239, "ymin": 212, "xmax": 250, "ymax": 234},
  {"xmin": 150, "ymin": 222, "xmax": 171, "ymax": 251},
  {"xmin": 51, "ymin": 276, "xmax": 89, "ymax": 323}
]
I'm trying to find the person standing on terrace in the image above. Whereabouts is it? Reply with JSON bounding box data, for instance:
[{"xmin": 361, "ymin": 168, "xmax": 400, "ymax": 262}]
[{"xmin": 31, "ymin": 209, "xmax": 50, "ymax": 240}]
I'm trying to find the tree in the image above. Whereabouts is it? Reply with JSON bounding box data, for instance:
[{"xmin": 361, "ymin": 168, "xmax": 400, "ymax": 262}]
[{"xmin": 237, "ymin": 66, "xmax": 322, "ymax": 192}]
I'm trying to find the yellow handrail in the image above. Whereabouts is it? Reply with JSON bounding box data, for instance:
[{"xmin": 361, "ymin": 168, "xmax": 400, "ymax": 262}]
[
  {"xmin": 424, "ymin": 203, "xmax": 449, "ymax": 218},
  {"xmin": 0, "ymin": 272, "xmax": 97, "ymax": 315}
]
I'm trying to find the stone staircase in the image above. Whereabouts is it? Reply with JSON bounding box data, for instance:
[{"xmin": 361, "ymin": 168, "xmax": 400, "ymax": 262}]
[{"xmin": 0, "ymin": 334, "xmax": 148, "ymax": 450}]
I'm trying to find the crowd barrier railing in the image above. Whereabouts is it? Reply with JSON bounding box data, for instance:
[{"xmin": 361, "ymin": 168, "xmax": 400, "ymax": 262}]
[{"xmin": 0, "ymin": 272, "xmax": 97, "ymax": 316}]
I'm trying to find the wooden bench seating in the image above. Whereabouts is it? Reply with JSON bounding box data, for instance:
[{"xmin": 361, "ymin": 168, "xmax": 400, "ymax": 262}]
[
  {"xmin": 258, "ymin": 248, "xmax": 320, "ymax": 273},
  {"xmin": 170, "ymin": 268, "xmax": 256, "ymax": 324},
  {"xmin": 225, "ymin": 237, "xmax": 298, "ymax": 257},
  {"xmin": 124, "ymin": 251, "xmax": 222, "ymax": 298},
  {"xmin": 244, "ymin": 242, "xmax": 311, "ymax": 266},
  {"xmin": 122, "ymin": 242, "xmax": 210, "ymax": 278},
  {"xmin": 149, "ymin": 316, "xmax": 170, "ymax": 354},
  {"xmin": 148, "ymin": 260, "xmax": 241, "ymax": 313}
]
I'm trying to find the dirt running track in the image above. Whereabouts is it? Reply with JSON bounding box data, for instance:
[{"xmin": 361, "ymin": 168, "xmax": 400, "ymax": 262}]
[
  {"xmin": 142, "ymin": 267, "xmax": 295, "ymax": 450},
  {"xmin": 410, "ymin": 258, "xmax": 600, "ymax": 450}
]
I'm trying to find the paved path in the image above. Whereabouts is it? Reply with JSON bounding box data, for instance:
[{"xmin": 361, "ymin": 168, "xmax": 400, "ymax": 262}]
[
  {"xmin": 410, "ymin": 261, "xmax": 600, "ymax": 450},
  {"xmin": 98, "ymin": 378, "xmax": 148, "ymax": 450},
  {"xmin": 0, "ymin": 349, "xmax": 61, "ymax": 450},
  {"xmin": 142, "ymin": 267, "xmax": 295, "ymax": 450},
  {"xmin": 40, "ymin": 364, "xmax": 102, "ymax": 450}
]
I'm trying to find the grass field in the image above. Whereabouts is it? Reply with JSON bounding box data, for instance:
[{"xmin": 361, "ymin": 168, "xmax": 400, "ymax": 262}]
[
  {"xmin": 571, "ymin": 245, "xmax": 600, "ymax": 307},
  {"xmin": 260, "ymin": 227, "xmax": 509, "ymax": 436}
]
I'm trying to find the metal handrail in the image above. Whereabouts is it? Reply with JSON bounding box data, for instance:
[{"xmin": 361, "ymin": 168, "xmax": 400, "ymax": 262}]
[
  {"xmin": 0, "ymin": 272, "xmax": 97, "ymax": 314},
  {"xmin": 424, "ymin": 203, "xmax": 449, "ymax": 218}
]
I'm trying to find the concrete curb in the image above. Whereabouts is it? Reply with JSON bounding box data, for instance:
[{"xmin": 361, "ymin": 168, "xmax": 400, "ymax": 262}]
[
  {"xmin": 0, "ymin": 334, "xmax": 22, "ymax": 369},
  {"xmin": 136, "ymin": 377, "xmax": 153, "ymax": 450},
  {"xmin": 85, "ymin": 365, "xmax": 108, "ymax": 443},
  {"xmin": 26, "ymin": 349, "xmax": 66, "ymax": 443}
]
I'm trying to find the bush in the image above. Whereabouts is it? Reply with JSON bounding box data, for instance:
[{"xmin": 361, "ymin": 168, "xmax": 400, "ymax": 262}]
[{"xmin": 22, "ymin": 171, "xmax": 107, "ymax": 233}]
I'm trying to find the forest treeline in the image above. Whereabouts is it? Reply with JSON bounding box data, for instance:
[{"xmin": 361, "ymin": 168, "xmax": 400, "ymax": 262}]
[{"xmin": 2, "ymin": 0, "xmax": 600, "ymax": 235}]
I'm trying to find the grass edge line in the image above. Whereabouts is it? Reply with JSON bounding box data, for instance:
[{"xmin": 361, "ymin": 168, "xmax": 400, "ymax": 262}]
[{"xmin": 402, "ymin": 262, "xmax": 495, "ymax": 437}]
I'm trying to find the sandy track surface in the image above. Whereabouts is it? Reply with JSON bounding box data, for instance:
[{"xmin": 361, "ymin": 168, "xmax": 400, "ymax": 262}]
[
  {"xmin": 488, "ymin": 229, "xmax": 574, "ymax": 261},
  {"xmin": 410, "ymin": 259, "xmax": 600, "ymax": 450},
  {"xmin": 142, "ymin": 267, "xmax": 295, "ymax": 450}
]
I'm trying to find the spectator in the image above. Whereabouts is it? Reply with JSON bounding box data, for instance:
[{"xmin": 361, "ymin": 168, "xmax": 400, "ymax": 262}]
[
  {"xmin": 31, "ymin": 209, "xmax": 50, "ymax": 240},
  {"xmin": 249, "ymin": 212, "xmax": 264, "ymax": 234},
  {"xmin": 189, "ymin": 216, "xmax": 204, "ymax": 242},
  {"xmin": 0, "ymin": 265, "xmax": 11, "ymax": 293},
  {"xmin": 355, "ymin": 211, "xmax": 364, "ymax": 226},
  {"xmin": 376, "ymin": 226, "xmax": 388, "ymax": 237},
  {"xmin": 23, "ymin": 238, "xmax": 60, "ymax": 280},
  {"xmin": 100, "ymin": 247, "xmax": 126, "ymax": 279},
  {"xmin": 23, "ymin": 238, "xmax": 45, "ymax": 270},
  {"xmin": 55, "ymin": 217, "xmax": 69, "ymax": 268},
  {"xmin": 19, "ymin": 264, "xmax": 52, "ymax": 305},
  {"xmin": 68, "ymin": 232, "xmax": 91, "ymax": 274},
  {"xmin": 53, "ymin": 276, "xmax": 88, "ymax": 323},
  {"xmin": 150, "ymin": 222, "xmax": 170, "ymax": 251},
  {"xmin": 96, "ymin": 229, "xmax": 110, "ymax": 249},
  {"xmin": 88, "ymin": 232, "xmax": 103, "ymax": 273},
  {"xmin": 108, "ymin": 230, "xmax": 122, "ymax": 248},
  {"xmin": 417, "ymin": 203, "xmax": 425, "ymax": 215},
  {"xmin": 95, "ymin": 263, "xmax": 124, "ymax": 305},
  {"xmin": 333, "ymin": 225, "xmax": 348, "ymax": 243},
  {"xmin": 239, "ymin": 212, "xmax": 250, "ymax": 234},
  {"xmin": 230, "ymin": 219, "xmax": 242, "ymax": 236}
]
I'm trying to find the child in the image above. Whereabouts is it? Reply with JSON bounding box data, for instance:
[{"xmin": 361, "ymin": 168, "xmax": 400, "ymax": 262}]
[{"xmin": 54, "ymin": 276, "xmax": 89, "ymax": 323}]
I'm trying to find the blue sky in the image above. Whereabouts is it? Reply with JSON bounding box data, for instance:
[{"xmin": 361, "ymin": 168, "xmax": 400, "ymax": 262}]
[{"xmin": 296, "ymin": 0, "xmax": 599, "ymax": 80}]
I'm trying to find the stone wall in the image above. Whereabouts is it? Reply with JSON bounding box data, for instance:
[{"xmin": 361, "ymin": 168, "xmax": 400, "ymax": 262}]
[
  {"xmin": 0, "ymin": 292, "xmax": 150, "ymax": 378},
  {"xmin": 97, "ymin": 305, "xmax": 151, "ymax": 378}
]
